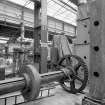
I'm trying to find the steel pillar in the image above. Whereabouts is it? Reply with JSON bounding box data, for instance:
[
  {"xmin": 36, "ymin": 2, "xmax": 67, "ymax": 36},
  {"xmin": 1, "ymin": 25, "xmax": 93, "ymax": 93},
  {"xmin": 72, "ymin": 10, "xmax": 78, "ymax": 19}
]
[
  {"xmin": 33, "ymin": 0, "xmax": 48, "ymax": 73},
  {"xmin": 40, "ymin": 0, "xmax": 48, "ymax": 73},
  {"xmin": 33, "ymin": 1, "xmax": 41, "ymax": 72},
  {"xmin": 82, "ymin": 0, "xmax": 105, "ymax": 104}
]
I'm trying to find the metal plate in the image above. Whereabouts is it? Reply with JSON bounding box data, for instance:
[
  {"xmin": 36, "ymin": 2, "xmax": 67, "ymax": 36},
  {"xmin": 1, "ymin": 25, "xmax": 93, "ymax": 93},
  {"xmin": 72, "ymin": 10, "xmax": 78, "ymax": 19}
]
[
  {"xmin": 19, "ymin": 65, "xmax": 41, "ymax": 101},
  {"xmin": 74, "ymin": 44, "xmax": 90, "ymax": 70}
]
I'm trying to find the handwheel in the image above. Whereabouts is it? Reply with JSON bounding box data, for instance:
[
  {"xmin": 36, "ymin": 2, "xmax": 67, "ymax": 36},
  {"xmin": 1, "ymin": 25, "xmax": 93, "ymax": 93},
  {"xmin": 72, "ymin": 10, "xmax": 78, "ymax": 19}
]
[{"xmin": 57, "ymin": 55, "xmax": 88, "ymax": 94}]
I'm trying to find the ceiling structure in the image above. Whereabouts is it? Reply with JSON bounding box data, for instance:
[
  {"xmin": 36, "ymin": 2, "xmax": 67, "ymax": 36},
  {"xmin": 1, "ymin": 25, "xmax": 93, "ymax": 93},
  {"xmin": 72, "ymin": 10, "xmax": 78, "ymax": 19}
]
[{"xmin": 7, "ymin": 0, "xmax": 77, "ymax": 26}]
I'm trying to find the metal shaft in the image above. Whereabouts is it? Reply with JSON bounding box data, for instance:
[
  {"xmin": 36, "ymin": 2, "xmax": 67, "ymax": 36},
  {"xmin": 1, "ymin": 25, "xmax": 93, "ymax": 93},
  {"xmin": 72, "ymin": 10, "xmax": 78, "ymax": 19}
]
[
  {"xmin": 0, "ymin": 70, "xmax": 67, "ymax": 96},
  {"xmin": 40, "ymin": 70, "xmax": 66, "ymax": 84},
  {"xmin": 0, "ymin": 77, "xmax": 25, "ymax": 95}
]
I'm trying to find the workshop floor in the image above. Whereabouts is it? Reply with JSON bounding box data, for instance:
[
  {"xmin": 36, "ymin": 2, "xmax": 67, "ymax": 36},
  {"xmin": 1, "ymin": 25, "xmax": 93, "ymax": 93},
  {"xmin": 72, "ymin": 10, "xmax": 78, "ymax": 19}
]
[
  {"xmin": 0, "ymin": 85, "xmax": 89, "ymax": 105},
  {"xmin": 19, "ymin": 86, "xmax": 89, "ymax": 105}
]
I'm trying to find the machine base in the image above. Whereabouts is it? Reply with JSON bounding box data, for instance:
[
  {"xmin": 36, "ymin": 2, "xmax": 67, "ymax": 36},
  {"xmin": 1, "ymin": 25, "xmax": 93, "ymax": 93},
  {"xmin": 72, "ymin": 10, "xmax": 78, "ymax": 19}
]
[{"xmin": 82, "ymin": 96, "xmax": 105, "ymax": 105}]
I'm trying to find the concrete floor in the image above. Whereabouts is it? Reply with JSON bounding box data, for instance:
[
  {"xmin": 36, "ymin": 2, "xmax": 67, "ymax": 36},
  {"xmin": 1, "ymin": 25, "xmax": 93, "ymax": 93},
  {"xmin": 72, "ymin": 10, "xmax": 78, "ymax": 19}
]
[
  {"xmin": 19, "ymin": 86, "xmax": 88, "ymax": 105},
  {"xmin": 0, "ymin": 85, "xmax": 89, "ymax": 105}
]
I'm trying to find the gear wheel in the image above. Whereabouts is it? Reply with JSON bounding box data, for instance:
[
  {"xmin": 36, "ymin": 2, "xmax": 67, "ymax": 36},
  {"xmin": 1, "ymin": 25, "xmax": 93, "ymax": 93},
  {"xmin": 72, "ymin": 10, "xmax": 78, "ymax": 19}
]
[{"xmin": 57, "ymin": 55, "xmax": 88, "ymax": 94}]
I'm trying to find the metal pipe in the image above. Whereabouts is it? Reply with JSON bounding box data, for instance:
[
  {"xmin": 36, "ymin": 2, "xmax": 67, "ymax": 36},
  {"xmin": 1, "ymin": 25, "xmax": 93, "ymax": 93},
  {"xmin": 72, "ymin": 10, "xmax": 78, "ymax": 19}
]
[{"xmin": 0, "ymin": 70, "xmax": 67, "ymax": 96}]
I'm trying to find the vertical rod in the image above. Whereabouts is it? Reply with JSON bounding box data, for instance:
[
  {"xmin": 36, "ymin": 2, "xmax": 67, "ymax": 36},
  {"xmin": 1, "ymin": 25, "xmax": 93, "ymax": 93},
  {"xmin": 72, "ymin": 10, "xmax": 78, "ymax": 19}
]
[{"xmin": 21, "ymin": 7, "xmax": 25, "ymax": 40}]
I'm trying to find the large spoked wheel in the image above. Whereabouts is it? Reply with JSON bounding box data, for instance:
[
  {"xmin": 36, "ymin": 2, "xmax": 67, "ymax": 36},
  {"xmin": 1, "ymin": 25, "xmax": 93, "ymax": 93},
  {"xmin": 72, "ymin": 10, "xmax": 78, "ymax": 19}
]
[{"xmin": 58, "ymin": 55, "xmax": 88, "ymax": 94}]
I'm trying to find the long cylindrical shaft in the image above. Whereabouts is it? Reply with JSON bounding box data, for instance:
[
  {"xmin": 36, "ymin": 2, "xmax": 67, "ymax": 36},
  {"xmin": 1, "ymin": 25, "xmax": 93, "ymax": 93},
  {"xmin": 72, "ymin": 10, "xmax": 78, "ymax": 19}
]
[
  {"xmin": 40, "ymin": 71, "xmax": 66, "ymax": 84},
  {"xmin": 0, "ymin": 77, "xmax": 25, "ymax": 95},
  {"xmin": 0, "ymin": 70, "xmax": 67, "ymax": 96}
]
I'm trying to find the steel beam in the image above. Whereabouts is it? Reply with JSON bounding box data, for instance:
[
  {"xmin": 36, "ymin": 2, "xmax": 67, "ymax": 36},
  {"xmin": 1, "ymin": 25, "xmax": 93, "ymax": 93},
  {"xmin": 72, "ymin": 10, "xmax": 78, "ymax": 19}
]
[
  {"xmin": 30, "ymin": 0, "xmax": 40, "ymax": 4},
  {"xmin": 69, "ymin": 0, "xmax": 78, "ymax": 5},
  {"xmin": 31, "ymin": 0, "xmax": 78, "ymax": 6},
  {"xmin": 58, "ymin": 0, "xmax": 77, "ymax": 12}
]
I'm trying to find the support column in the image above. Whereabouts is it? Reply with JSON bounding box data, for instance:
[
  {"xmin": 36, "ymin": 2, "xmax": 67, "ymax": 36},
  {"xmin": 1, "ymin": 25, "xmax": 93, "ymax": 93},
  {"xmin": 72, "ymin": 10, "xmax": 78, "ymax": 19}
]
[
  {"xmin": 20, "ymin": 7, "xmax": 25, "ymax": 65},
  {"xmin": 32, "ymin": 1, "xmax": 41, "ymax": 72},
  {"xmin": 32, "ymin": 0, "xmax": 48, "ymax": 73},
  {"xmin": 40, "ymin": 0, "xmax": 48, "ymax": 73},
  {"xmin": 82, "ymin": 0, "xmax": 105, "ymax": 104},
  {"xmin": 34, "ymin": 1, "xmax": 40, "ymax": 62}
]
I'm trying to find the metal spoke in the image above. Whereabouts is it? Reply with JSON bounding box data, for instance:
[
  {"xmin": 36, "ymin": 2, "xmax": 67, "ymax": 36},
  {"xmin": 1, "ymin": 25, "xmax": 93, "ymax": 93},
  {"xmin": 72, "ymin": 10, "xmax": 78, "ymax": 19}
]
[
  {"xmin": 65, "ymin": 56, "xmax": 71, "ymax": 66},
  {"xmin": 74, "ymin": 63, "xmax": 81, "ymax": 70},
  {"xmin": 60, "ymin": 64, "xmax": 66, "ymax": 67},
  {"xmin": 74, "ymin": 75, "xmax": 83, "ymax": 83},
  {"xmin": 64, "ymin": 80, "xmax": 71, "ymax": 83},
  {"xmin": 70, "ymin": 80, "xmax": 75, "ymax": 89},
  {"xmin": 74, "ymin": 63, "xmax": 81, "ymax": 75}
]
